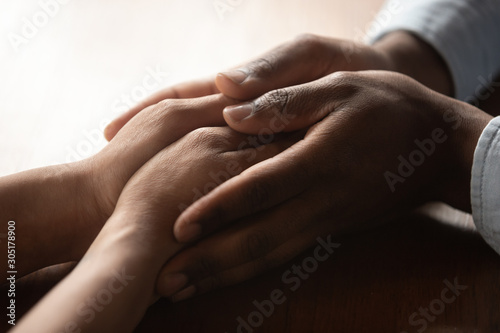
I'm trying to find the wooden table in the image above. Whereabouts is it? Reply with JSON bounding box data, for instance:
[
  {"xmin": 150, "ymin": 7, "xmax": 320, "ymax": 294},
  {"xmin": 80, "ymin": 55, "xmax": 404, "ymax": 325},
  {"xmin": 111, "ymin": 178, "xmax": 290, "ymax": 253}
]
[
  {"xmin": 3, "ymin": 209, "xmax": 500, "ymax": 332},
  {"xmin": 1, "ymin": 0, "xmax": 499, "ymax": 332}
]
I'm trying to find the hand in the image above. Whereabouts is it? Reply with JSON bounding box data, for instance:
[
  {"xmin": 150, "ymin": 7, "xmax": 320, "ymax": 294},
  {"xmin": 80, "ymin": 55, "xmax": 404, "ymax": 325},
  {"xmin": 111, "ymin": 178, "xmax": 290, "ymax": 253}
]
[
  {"xmin": 13, "ymin": 125, "xmax": 298, "ymax": 333},
  {"xmin": 0, "ymin": 93, "xmax": 238, "ymax": 280},
  {"xmin": 155, "ymin": 71, "xmax": 491, "ymax": 300},
  {"xmin": 102, "ymin": 34, "xmax": 393, "ymax": 141},
  {"xmin": 112, "ymin": 126, "xmax": 299, "ymax": 257},
  {"xmin": 104, "ymin": 31, "xmax": 454, "ymax": 141},
  {"xmin": 81, "ymin": 94, "xmax": 240, "ymax": 256}
]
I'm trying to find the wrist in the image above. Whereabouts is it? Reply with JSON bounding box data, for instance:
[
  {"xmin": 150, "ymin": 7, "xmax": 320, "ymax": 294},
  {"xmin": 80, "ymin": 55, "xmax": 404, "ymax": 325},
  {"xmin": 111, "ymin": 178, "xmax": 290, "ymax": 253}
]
[
  {"xmin": 14, "ymin": 214, "xmax": 158, "ymax": 333},
  {"xmin": 92, "ymin": 208, "xmax": 182, "ymax": 268},
  {"xmin": 0, "ymin": 162, "xmax": 99, "ymax": 276},
  {"xmin": 432, "ymin": 98, "xmax": 492, "ymax": 212},
  {"xmin": 57, "ymin": 160, "xmax": 108, "ymax": 261},
  {"xmin": 373, "ymin": 31, "xmax": 453, "ymax": 96}
]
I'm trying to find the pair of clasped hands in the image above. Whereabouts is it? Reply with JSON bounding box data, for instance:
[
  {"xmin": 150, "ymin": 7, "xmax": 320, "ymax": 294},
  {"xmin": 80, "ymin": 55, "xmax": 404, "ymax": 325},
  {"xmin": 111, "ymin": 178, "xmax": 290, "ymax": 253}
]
[{"xmin": 9, "ymin": 32, "xmax": 492, "ymax": 332}]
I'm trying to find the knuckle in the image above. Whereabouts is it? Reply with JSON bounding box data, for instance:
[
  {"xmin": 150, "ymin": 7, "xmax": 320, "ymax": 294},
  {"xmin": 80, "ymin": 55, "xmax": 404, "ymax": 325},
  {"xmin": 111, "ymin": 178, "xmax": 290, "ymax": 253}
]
[
  {"xmin": 294, "ymin": 33, "xmax": 322, "ymax": 50},
  {"xmin": 241, "ymin": 229, "xmax": 273, "ymax": 262},
  {"xmin": 132, "ymin": 100, "xmax": 186, "ymax": 143},
  {"xmin": 247, "ymin": 34, "xmax": 324, "ymax": 78},
  {"xmin": 185, "ymin": 127, "xmax": 212, "ymax": 142},
  {"xmin": 329, "ymin": 70, "xmax": 353, "ymax": 83},
  {"xmin": 255, "ymin": 88, "xmax": 292, "ymax": 119},
  {"xmin": 149, "ymin": 99, "xmax": 185, "ymax": 125},
  {"xmin": 326, "ymin": 71, "xmax": 362, "ymax": 97},
  {"xmin": 155, "ymin": 98, "xmax": 176, "ymax": 110},
  {"xmin": 185, "ymin": 127, "xmax": 232, "ymax": 151},
  {"xmin": 247, "ymin": 56, "xmax": 277, "ymax": 78},
  {"xmin": 154, "ymin": 99, "xmax": 181, "ymax": 117},
  {"xmin": 293, "ymin": 33, "xmax": 328, "ymax": 62}
]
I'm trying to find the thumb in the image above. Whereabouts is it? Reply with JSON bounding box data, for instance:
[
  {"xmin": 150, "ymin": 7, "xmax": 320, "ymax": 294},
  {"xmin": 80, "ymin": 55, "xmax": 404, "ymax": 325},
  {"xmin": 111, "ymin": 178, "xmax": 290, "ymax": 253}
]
[
  {"xmin": 215, "ymin": 34, "xmax": 337, "ymax": 101},
  {"xmin": 222, "ymin": 75, "xmax": 340, "ymax": 134}
]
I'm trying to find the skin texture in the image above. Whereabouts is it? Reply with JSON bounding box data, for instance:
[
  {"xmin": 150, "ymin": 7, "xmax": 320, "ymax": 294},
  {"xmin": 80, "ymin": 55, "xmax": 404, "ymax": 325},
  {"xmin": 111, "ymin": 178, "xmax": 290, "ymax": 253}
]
[
  {"xmin": 0, "ymin": 163, "xmax": 93, "ymax": 280},
  {"xmin": 101, "ymin": 32, "xmax": 457, "ymax": 300},
  {"xmin": 156, "ymin": 71, "xmax": 491, "ymax": 300},
  {"xmin": 11, "ymin": 126, "xmax": 297, "ymax": 333},
  {"xmin": 1, "ymin": 32, "xmax": 489, "ymax": 331},
  {"xmin": 0, "ymin": 93, "xmax": 237, "ymax": 281},
  {"xmin": 103, "ymin": 31, "xmax": 453, "ymax": 142},
  {"xmin": 10, "ymin": 71, "xmax": 490, "ymax": 333}
]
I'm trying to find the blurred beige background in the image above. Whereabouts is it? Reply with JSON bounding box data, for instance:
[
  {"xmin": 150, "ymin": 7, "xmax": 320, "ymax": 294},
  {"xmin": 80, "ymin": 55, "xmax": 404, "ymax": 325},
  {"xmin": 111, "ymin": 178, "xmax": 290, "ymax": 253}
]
[{"xmin": 0, "ymin": 0, "xmax": 385, "ymax": 176}]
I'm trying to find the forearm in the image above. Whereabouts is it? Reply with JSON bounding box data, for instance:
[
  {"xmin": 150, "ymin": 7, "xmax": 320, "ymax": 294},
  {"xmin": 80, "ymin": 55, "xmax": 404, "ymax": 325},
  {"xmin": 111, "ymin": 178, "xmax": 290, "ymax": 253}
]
[
  {"xmin": 0, "ymin": 162, "xmax": 97, "ymax": 279},
  {"xmin": 373, "ymin": 31, "xmax": 453, "ymax": 96},
  {"xmin": 11, "ymin": 210, "xmax": 172, "ymax": 333}
]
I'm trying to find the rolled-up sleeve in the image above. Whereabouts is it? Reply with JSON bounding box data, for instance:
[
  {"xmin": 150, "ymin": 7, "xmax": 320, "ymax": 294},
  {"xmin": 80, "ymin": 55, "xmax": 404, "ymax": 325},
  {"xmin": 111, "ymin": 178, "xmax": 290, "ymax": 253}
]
[
  {"xmin": 471, "ymin": 116, "xmax": 500, "ymax": 255},
  {"xmin": 368, "ymin": 0, "xmax": 500, "ymax": 102}
]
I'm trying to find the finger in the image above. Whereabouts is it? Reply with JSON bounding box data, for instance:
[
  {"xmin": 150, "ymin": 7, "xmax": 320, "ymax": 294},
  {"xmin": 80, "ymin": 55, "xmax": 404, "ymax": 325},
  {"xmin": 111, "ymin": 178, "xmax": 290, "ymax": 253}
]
[
  {"xmin": 222, "ymin": 128, "xmax": 304, "ymax": 160},
  {"xmin": 157, "ymin": 193, "xmax": 325, "ymax": 297},
  {"xmin": 222, "ymin": 72, "xmax": 351, "ymax": 135},
  {"xmin": 104, "ymin": 78, "xmax": 219, "ymax": 141},
  {"xmin": 179, "ymin": 126, "xmax": 299, "ymax": 160},
  {"xmin": 100, "ymin": 94, "xmax": 236, "ymax": 186},
  {"xmin": 111, "ymin": 93, "xmax": 231, "ymax": 151},
  {"xmin": 216, "ymin": 34, "xmax": 342, "ymax": 100},
  {"xmin": 173, "ymin": 75, "xmax": 350, "ymax": 242},
  {"xmin": 171, "ymin": 236, "xmax": 315, "ymax": 302},
  {"xmin": 174, "ymin": 136, "xmax": 314, "ymax": 243},
  {"xmin": 174, "ymin": 105, "xmax": 347, "ymax": 244},
  {"xmin": 172, "ymin": 129, "xmax": 303, "ymax": 223}
]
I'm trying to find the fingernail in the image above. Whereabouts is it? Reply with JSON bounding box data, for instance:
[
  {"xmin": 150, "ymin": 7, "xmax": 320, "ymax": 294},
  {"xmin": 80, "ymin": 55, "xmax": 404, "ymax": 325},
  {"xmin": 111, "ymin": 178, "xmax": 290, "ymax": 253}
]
[
  {"xmin": 178, "ymin": 223, "xmax": 202, "ymax": 243},
  {"xmin": 171, "ymin": 285, "xmax": 196, "ymax": 303},
  {"xmin": 224, "ymin": 103, "xmax": 254, "ymax": 123},
  {"xmin": 220, "ymin": 69, "xmax": 248, "ymax": 84},
  {"xmin": 160, "ymin": 273, "xmax": 188, "ymax": 296}
]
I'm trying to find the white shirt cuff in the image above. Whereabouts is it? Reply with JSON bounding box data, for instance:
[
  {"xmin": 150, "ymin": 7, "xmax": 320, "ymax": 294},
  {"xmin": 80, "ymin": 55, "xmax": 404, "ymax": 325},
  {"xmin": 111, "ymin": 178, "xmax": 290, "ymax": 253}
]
[
  {"xmin": 471, "ymin": 116, "xmax": 500, "ymax": 255},
  {"xmin": 368, "ymin": 0, "xmax": 500, "ymax": 102}
]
